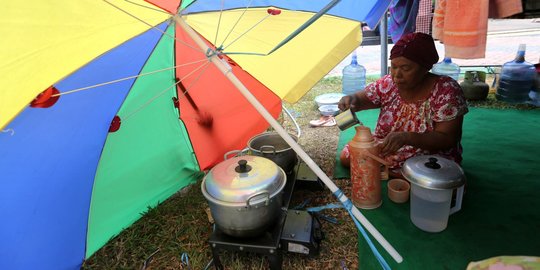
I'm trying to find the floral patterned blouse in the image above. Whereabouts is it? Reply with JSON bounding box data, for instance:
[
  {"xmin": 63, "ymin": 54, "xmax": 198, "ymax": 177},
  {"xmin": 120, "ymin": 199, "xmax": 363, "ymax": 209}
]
[{"xmin": 364, "ymin": 74, "xmax": 468, "ymax": 170}]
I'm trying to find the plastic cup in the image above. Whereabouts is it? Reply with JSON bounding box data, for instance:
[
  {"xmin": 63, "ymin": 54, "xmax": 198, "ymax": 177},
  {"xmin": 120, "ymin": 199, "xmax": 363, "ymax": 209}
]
[{"xmin": 387, "ymin": 179, "xmax": 410, "ymax": 203}]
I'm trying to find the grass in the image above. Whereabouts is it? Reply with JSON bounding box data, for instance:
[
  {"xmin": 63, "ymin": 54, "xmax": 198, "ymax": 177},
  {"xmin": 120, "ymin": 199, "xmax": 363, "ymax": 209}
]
[{"xmin": 82, "ymin": 75, "xmax": 539, "ymax": 270}]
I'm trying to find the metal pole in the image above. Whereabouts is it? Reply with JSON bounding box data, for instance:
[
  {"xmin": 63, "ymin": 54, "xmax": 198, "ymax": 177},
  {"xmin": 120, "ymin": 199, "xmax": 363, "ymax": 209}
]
[{"xmin": 380, "ymin": 9, "xmax": 389, "ymax": 76}]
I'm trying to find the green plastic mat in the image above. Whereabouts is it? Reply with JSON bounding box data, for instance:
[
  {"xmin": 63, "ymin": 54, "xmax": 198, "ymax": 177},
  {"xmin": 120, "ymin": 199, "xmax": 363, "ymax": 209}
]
[{"xmin": 335, "ymin": 107, "xmax": 540, "ymax": 269}]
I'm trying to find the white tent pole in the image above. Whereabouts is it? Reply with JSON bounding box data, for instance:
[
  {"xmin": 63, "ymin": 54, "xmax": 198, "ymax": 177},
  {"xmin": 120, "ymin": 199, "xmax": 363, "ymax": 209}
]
[
  {"xmin": 174, "ymin": 15, "xmax": 403, "ymax": 264},
  {"xmin": 380, "ymin": 9, "xmax": 389, "ymax": 76}
]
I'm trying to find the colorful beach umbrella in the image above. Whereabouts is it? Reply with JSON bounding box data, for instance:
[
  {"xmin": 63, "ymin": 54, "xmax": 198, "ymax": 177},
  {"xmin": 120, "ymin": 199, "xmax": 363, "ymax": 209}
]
[{"xmin": 0, "ymin": 1, "xmax": 390, "ymax": 269}]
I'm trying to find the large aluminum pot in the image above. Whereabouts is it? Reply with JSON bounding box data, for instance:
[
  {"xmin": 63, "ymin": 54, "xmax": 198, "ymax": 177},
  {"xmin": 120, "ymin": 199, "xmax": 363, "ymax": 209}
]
[
  {"xmin": 247, "ymin": 132, "xmax": 298, "ymax": 174},
  {"xmin": 201, "ymin": 156, "xmax": 286, "ymax": 238}
]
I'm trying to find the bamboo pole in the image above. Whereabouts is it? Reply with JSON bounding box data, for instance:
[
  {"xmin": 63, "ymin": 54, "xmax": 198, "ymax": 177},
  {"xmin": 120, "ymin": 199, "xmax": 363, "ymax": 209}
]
[{"xmin": 174, "ymin": 15, "xmax": 403, "ymax": 264}]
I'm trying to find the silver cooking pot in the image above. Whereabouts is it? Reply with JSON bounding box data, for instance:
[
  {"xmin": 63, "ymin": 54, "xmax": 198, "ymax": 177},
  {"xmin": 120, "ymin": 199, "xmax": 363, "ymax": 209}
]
[
  {"xmin": 201, "ymin": 156, "xmax": 286, "ymax": 238},
  {"xmin": 247, "ymin": 132, "xmax": 298, "ymax": 174}
]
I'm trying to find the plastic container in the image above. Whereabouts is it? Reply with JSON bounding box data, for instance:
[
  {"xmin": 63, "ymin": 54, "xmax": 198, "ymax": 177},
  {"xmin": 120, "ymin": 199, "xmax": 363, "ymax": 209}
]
[
  {"xmin": 387, "ymin": 178, "xmax": 410, "ymax": 204},
  {"xmin": 496, "ymin": 44, "xmax": 536, "ymax": 104},
  {"xmin": 402, "ymin": 155, "xmax": 465, "ymax": 233},
  {"xmin": 431, "ymin": 57, "xmax": 460, "ymax": 81},
  {"xmin": 342, "ymin": 51, "xmax": 366, "ymax": 96}
]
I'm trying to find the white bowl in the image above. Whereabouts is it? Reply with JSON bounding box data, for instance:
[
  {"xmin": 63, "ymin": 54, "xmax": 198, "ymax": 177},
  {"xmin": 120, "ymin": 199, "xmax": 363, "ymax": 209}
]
[
  {"xmin": 314, "ymin": 93, "xmax": 345, "ymax": 107},
  {"xmin": 319, "ymin": 105, "xmax": 340, "ymax": 116}
]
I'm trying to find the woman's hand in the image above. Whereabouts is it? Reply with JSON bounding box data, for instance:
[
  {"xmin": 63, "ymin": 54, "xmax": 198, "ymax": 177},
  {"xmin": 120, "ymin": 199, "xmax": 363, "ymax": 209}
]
[
  {"xmin": 380, "ymin": 132, "xmax": 410, "ymax": 156},
  {"xmin": 338, "ymin": 94, "xmax": 358, "ymax": 111},
  {"xmin": 338, "ymin": 90, "xmax": 378, "ymax": 112}
]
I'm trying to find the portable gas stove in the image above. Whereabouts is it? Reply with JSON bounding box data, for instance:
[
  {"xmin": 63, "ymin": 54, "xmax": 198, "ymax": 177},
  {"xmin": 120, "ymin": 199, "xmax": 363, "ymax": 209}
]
[{"xmin": 208, "ymin": 162, "xmax": 324, "ymax": 270}]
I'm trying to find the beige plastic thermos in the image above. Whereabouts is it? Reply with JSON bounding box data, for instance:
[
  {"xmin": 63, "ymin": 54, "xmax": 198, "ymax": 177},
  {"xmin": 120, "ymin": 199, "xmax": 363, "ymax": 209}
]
[{"xmin": 349, "ymin": 126, "xmax": 389, "ymax": 209}]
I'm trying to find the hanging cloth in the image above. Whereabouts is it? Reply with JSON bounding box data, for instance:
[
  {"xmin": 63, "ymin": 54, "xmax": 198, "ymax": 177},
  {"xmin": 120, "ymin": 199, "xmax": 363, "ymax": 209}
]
[
  {"xmin": 415, "ymin": 0, "xmax": 433, "ymax": 34},
  {"xmin": 388, "ymin": 0, "xmax": 420, "ymax": 43},
  {"xmin": 432, "ymin": 0, "xmax": 489, "ymax": 59},
  {"xmin": 432, "ymin": 0, "xmax": 523, "ymax": 59}
]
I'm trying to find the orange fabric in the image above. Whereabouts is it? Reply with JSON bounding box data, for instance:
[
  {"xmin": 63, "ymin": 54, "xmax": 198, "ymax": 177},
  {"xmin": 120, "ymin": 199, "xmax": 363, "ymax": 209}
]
[
  {"xmin": 489, "ymin": 0, "xmax": 523, "ymax": 18},
  {"xmin": 431, "ymin": 0, "xmax": 447, "ymax": 40},
  {"xmin": 432, "ymin": 0, "xmax": 488, "ymax": 59}
]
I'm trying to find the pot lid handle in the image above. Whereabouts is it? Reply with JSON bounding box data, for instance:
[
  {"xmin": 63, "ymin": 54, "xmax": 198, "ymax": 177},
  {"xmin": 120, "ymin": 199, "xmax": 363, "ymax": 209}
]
[
  {"xmin": 424, "ymin": 157, "xmax": 441, "ymax": 169},
  {"xmin": 235, "ymin": 159, "xmax": 252, "ymax": 173}
]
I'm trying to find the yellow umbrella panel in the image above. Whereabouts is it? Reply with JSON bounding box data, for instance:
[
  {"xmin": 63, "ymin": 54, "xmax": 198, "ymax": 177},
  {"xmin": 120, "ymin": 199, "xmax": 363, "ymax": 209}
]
[{"xmin": 185, "ymin": 7, "xmax": 362, "ymax": 103}]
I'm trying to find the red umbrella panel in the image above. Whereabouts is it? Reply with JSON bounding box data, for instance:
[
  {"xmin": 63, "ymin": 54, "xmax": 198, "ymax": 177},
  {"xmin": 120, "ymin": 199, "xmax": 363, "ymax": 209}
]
[{"xmin": 175, "ymin": 25, "xmax": 282, "ymax": 170}]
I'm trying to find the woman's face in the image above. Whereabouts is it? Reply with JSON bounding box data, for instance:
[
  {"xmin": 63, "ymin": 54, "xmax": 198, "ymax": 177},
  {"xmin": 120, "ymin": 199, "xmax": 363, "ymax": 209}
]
[{"xmin": 390, "ymin": 57, "xmax": 428, "ymax": 91}]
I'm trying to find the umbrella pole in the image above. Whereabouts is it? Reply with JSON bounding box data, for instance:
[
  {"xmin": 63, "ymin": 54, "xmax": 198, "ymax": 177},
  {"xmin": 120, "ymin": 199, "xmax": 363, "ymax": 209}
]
[{"xmin": 174, "ymin": 16, "xmax": 403, "ymax": 264}]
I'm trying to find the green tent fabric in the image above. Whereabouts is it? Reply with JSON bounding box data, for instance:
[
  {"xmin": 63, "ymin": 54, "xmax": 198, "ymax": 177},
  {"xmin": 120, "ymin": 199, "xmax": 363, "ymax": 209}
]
[{"xmin": 334, "ymin": 107, "xmax": 540, "ymax": 269}]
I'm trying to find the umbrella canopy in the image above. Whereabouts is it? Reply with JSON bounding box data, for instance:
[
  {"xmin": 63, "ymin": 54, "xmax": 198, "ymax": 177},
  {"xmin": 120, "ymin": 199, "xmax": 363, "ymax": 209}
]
[{"xmin": 0, "ymin": 0, "xmax": 390, "ymax": 269}]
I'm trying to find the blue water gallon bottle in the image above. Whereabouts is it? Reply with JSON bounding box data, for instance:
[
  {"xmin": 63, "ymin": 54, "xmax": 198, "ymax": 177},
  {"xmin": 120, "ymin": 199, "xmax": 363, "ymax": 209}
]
[
  {"xmin": 496, "ymin": 44, "xmax": 536, "ymax": 104},
  {"xmin": 342, "ymin": 51, "xmax": 366, "ymax": 96},
  {"xmin": 431, "ymin": 57, "xmax": 460, "ymax": 81}
]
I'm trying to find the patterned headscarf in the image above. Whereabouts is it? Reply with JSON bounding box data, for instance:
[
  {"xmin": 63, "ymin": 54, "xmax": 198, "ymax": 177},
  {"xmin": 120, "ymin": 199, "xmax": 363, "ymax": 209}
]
[{"xmin": 389, "ymin": 32, "xmax": 439, "ymax": 70}]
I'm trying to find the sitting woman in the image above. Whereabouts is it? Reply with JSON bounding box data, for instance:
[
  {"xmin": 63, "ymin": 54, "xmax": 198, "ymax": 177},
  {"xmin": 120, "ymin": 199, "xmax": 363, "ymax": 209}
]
[{"xmin": 338, "ymin": 32, "xmax": 468, "ymax": 177}]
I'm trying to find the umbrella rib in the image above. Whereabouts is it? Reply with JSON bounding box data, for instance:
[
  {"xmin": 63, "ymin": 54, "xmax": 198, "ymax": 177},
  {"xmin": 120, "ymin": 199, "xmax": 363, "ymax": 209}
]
[
  {"xmin": 123, "ymin": 60, "xmax": 211, "ymax": 121},
  {"xmin": 103, "ymin": 0, "xmax": 203, "ymax": 54},
  {"xmin": 212, "ymin": 0, "xmax": 225, "ymax": 46},
  {"xmin": 52, "ymin": 60, "xmax": 207, "ymax": 97},
  {"xmin": 216, "ymin": 0, "xmax": 254, "ymax": 49},
  {"xmin": 123, "ymin": 80, "xmax": 178, "ymax": 121},
  {"xmin": 222, "ymin": 0, "xmax": 341, "ymax": 56},
  {"xmin": 266, "ymin": 0, "xmax": 341, "ymax": 55},
  {"xmin": 176, "ymin": 60, "xmax": 213, "ymax": 101},
  {"xmin": 221, "ymin": 12, "xmax": 271, "ymax": 52}
]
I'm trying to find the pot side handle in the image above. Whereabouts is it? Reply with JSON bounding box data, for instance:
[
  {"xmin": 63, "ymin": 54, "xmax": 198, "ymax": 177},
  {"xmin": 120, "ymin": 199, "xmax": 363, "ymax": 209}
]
[
  {"xmin": 246, "ymin": 191, "xmax": 270, "ymax": 207},
  {"xmin": 223, "ymin": 148, "xmax": 249, "ymax": 160},
  {"xmin": 259, "ymin": 145, "xmax": 277, "ymax": 155}
]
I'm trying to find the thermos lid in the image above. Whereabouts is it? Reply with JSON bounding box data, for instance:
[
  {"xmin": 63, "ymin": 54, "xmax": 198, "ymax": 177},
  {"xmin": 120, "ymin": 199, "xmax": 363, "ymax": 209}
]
[
  {"xmin": 402, "ymin": 155, "xmax": 465, "ymax": 190},
  {"xmin": 348, "ymin": 126, "xmax": 376, "ymax": 149}
]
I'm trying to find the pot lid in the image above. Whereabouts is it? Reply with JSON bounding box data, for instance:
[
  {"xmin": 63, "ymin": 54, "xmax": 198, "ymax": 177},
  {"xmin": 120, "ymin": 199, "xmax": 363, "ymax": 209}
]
[
  {"xmin": 203, "ymin": 156, "xmax": 285, "ymax": 203},
  {"xmin": 402, "ymin": 155, "xmax": 465, "ymax": 190}
]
